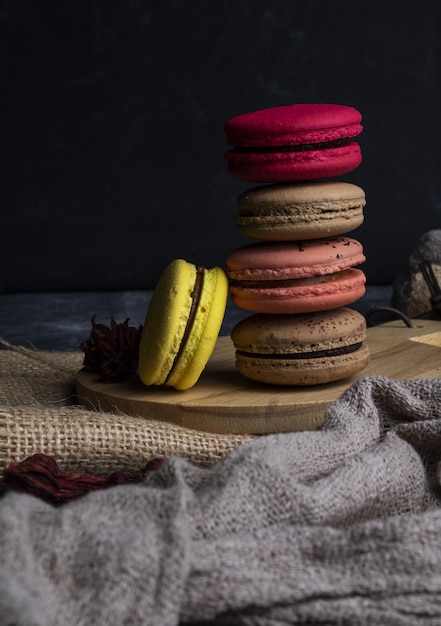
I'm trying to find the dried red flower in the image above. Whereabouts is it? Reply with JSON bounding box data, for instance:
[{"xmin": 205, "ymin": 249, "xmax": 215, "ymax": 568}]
[
  {"xmin": 2, "ymin": 454, "xmax": 164, "ymax": 504},
  {"xmin": 80, "ymin": 315, "xmax": 143, "ymax": 382}
]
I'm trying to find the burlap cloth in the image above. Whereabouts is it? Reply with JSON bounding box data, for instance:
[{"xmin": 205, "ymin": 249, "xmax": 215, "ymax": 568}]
[
  {"xmin": 0, "ymin": 343, "xmax": 255, "ymax": 473},
  {"xmin": 2, "ymin": 342, "xmax": 441, "ymax": 624}
]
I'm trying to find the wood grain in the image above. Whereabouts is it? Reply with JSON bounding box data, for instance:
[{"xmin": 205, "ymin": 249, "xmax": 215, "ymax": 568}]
[{"xmin": 76, "ymin": 319, "xmax": 441, "ymax": 435}]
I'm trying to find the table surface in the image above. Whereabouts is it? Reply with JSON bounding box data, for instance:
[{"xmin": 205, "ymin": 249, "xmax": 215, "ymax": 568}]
[{"xmin": 0, "ymin": 286, "xmax": 393, "ymax": 351}]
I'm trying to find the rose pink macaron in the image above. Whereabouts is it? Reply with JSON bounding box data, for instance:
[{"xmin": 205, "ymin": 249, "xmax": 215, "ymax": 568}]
[
  {"xmin": 226, "ymin": 237, "xmax": 366, "ymax": 314},
  {"xmin": 224, "ymin": 103, "xmax": 362, "ymax": 183}
]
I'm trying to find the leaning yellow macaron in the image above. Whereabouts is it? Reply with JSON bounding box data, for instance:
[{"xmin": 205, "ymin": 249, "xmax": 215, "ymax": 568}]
[{"xmin": 138, "ymin": 259, "xmax": 228, "ymax": 390}]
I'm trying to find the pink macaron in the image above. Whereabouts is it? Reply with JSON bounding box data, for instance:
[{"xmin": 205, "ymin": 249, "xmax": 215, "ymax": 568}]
[
  {"xmin": 224, "ymin": 103, "xmax": 362, "ymax": 183},
  {"xmin": 226, "ymin": 237, "xmax": 366, "ymax": 314}
]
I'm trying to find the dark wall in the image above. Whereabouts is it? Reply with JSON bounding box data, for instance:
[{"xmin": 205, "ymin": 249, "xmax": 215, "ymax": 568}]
[{"xmin": 4, "ymin": 1, "xmax": 441, "ymax": 292}]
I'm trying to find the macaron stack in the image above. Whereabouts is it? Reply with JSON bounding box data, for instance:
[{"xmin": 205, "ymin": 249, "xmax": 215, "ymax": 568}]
[{"xmin": 224, "ymin": 104, "xmax": 370, "ymax": 385}]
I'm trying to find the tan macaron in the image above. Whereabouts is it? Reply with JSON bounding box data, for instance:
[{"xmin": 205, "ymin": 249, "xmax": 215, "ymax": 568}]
[
  {"xmin": 236, "ymin": 180, "xmax": 365, "ymax": 241},
  {"xmin": 231, "ymin": 307, "xmax": 370, "ymax": 385}
]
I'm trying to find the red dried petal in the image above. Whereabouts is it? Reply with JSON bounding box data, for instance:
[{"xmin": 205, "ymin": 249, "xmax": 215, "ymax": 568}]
[
  {"xmin": 3, "ymin": 454, "xmax": 125, "ymax": 503},
  {"xmin": 138, "ymin": 457, "xmax": 165, "ymax": 480},
  {"xmin": 80, "ymin": 316, "xmax": 143, "ymax": 382}
]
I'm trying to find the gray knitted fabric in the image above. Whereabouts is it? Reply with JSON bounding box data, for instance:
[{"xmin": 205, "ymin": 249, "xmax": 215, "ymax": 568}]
[{"xmin": 2, "ymin": 375, "xmax": 441, "ymax": 625}]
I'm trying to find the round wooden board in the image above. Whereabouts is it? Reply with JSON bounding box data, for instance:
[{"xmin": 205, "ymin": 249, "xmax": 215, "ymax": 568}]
[{"xmin": 76, "ymin": 319, "xmax": 441, "ymax": 434}]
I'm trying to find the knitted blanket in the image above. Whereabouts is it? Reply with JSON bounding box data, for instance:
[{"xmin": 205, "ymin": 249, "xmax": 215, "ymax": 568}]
[{"xmin": 1, "ymin": 347, "xmax": 441, "ymax": 624}]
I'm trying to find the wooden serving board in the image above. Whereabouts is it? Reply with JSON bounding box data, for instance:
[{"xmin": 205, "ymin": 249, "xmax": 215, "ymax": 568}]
[{"xmin": 76, "ymin": 318, "xmax": 441, "ymax": 435}]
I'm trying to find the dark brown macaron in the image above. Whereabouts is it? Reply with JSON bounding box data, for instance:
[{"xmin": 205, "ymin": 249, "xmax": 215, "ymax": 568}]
[{"xmin": 231, "ymin": 307, "xmax": 370, "ymax": 386}]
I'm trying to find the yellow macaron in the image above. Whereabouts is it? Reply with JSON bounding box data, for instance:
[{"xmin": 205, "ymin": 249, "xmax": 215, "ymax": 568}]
[{"xmin": 138, "ymin": 259, "xmax": 228, "ymax": 390}]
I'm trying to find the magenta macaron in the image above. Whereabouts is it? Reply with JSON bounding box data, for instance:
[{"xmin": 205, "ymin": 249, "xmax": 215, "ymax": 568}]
[{"xmin": 224, "ymin": 103, "xmax": 362, "ymax": 183}]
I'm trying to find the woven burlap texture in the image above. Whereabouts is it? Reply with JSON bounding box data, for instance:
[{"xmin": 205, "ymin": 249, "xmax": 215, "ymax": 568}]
[
  {"xmin": 2, "ymin": 374, "xmax": 441, "ymax": 624},
  {"xmin": 0, "ymin": 343, "xmax": 255, "ymax": 474}
]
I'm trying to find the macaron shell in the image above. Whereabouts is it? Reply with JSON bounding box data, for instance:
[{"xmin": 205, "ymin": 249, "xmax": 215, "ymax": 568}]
[
  {"xmin": 229, "ymin": 268, "xmax": 366, "ymax": 314},
  {"xmin": 138, "ymin": 259, "xmax": 196, "ymax": 386},
  {"xmin": 226, "ymin": 238, "xmax": 366, "ymax": 281},
  {"xmin": 224, "ymin": 104, "xmax": 362, "ymax": 147},
  {"xmin": 235, "ymin": 345, "xmax": 370, "ymax": 385},
  {"xmin": 225, "ymin": 143, "xmax": 362, "ymax": 183},
  {"xmin": 237, "ymin": 181, "xmax": 365, "ymax": 240},
  {"xmin": 231, "ymin": 308, "xmax": 367, "ymax": 354},
  {"xmin": 166, "ymin": 266, "xmax": 228, "ymax": 390}
]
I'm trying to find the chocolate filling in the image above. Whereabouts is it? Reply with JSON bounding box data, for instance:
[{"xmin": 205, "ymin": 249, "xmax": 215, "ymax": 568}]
[
  {"xmin": 237, "ymin": 342, "xmax": 363, "ymax": 360},
  {"xmin": 165, "ymin": 266, "xmax": 204, "ymax": 383},
  {"xmin": 232, "ymin": 137, "xmax": 353, "ymax": 153}
]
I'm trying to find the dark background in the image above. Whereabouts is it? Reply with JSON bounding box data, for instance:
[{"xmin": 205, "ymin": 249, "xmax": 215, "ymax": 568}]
[{"xmin": 3, "ymin": 0, "xmax": 441, "ymax": 293}]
